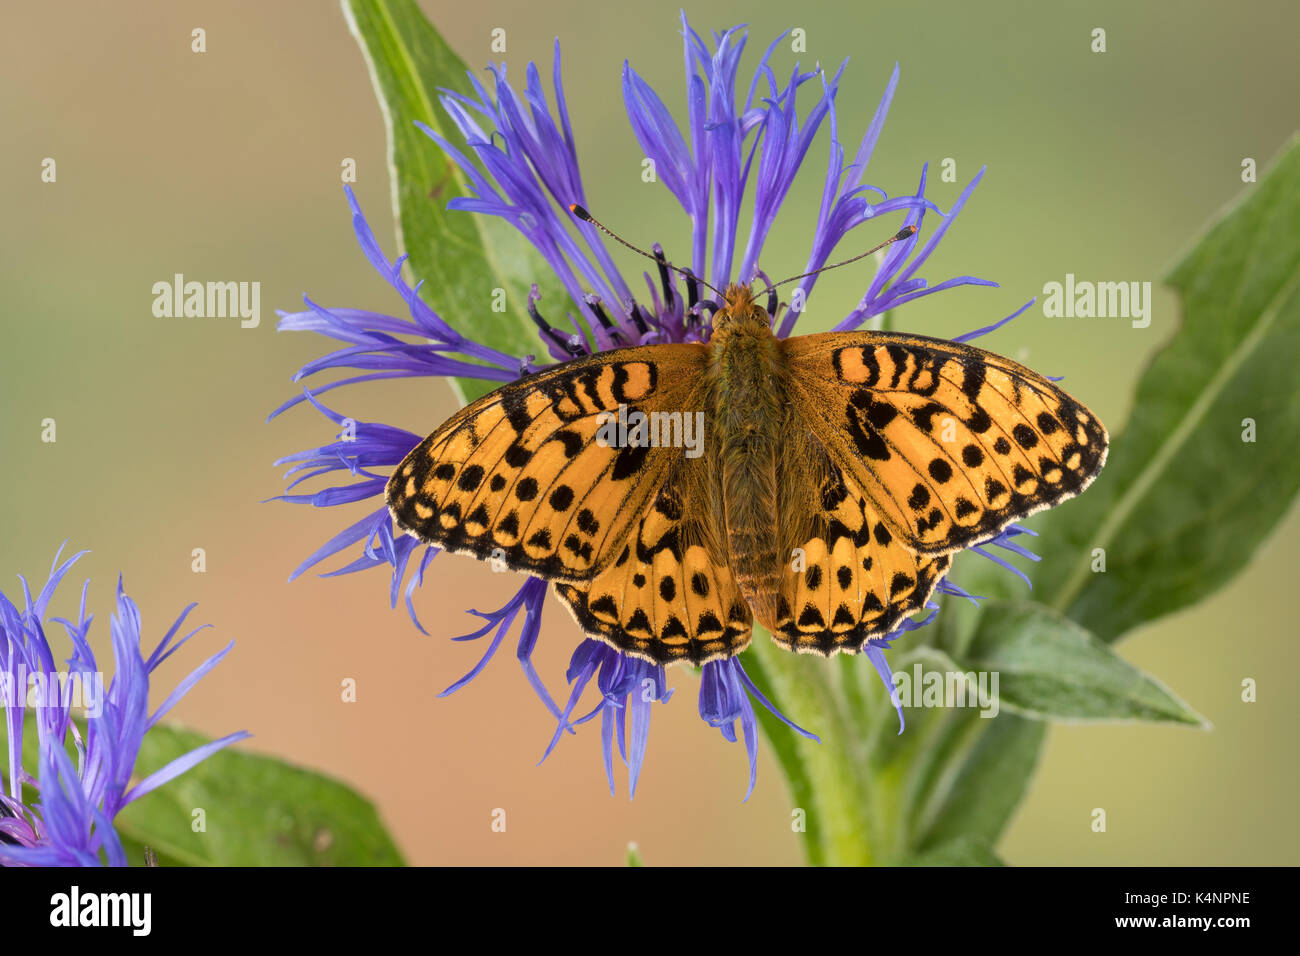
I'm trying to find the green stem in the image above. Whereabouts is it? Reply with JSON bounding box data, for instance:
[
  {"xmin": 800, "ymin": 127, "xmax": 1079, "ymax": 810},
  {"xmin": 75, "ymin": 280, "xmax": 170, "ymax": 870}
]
[{"xmin": 745, "ymin": 631, "xmax": 877, "ymax": 865}]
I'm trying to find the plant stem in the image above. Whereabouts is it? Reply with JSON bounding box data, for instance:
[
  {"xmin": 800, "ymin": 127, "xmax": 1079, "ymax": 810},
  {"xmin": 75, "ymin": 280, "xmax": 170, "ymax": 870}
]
[{"xmin": 745, "ymin": 632, "xmax": 878, "ymax": 865}]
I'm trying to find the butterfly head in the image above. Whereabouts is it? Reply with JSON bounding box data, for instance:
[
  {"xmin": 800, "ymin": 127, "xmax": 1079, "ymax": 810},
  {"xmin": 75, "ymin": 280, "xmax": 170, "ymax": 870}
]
[
  {"xmin": 567, "ymin": 203, "xmax": 914, "ymax": 338},
  {"xmin": 712, "ymin": 284, "xmax": 772, "ymax": 333}
]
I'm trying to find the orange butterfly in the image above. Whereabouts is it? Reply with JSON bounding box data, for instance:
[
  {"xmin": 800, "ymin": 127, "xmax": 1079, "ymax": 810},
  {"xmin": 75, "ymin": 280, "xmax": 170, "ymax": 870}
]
[{"xmin": 387, "ymin": 212, "xmax": 1108, "ymax": 666}]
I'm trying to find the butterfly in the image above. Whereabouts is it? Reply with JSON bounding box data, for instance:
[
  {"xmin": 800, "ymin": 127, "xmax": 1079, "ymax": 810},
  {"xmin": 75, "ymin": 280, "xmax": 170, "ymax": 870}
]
[{"xmin": 386, "ymin": 214, "xmax": 1108, "ymax": 667}]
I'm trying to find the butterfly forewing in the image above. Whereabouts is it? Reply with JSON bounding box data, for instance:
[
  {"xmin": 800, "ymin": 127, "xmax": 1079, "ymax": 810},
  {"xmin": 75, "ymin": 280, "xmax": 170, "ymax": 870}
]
[
  {"xmin": 783, "ymin": 331, "xmax": 1109, "ymax": 556},
  {"xmin": 386, "ymin": 345, "xmax": 709, "ymax": 581}
]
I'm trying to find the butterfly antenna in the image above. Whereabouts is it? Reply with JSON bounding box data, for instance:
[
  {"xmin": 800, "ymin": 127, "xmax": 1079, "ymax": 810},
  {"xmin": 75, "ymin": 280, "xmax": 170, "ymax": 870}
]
[
  {"xmin": 569, "ymin": 204, "xmax": 724, "ymax": 299},
  {"xmin": 765, "ymin": 224, "xmax": 919, "ymax": 294}
]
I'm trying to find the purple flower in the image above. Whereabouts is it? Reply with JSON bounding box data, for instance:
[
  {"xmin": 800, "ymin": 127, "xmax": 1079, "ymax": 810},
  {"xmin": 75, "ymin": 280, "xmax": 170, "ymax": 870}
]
[
  {"xmin": 699, "ymin": 657, "xmax": 820, "ymax": 800},
  {"xmin": 541, "ymin": 640, "xmax": 672, "ymax": 798},
  {"xmin": 272, "ymin": 15, "xmax": 1037, "ymax": 795},
  {"xmin": 0, "ymin": 546, "xmax": 249, "ymax": 866}
]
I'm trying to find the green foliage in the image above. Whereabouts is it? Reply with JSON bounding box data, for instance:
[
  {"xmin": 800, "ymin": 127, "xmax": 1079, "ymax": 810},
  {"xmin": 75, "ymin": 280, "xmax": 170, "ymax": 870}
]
[
  {"xmin": 901, "ymin": 836, "xmax": 1005, "ymax": 867},
  {"xmin": 902, "ymin": 710, "xmax": 1044, "ymax": 854},
  {"xmin": 951, "ymin": 601, "xmax": 1205, "ymax": 724},
  {"xmin": 1033, "ymin": 134, "xmax": 1300, "ymax": 641},
  {"xmin": 342, "ymin": 0, "xmax": 569, "ymax": 403}
]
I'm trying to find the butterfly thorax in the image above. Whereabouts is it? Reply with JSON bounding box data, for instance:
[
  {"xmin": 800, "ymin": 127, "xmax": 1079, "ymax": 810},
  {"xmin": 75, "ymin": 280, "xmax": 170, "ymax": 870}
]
[{"xmin": 707, "ymin": 284, "xmax": 788, "ymax": 627}]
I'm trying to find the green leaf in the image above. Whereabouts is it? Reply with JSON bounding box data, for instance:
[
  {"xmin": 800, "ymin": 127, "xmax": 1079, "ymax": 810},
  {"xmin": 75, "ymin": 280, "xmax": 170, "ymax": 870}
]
[
  {"xmin": 953, "ymin": 600, "xmax": 1207, "ymax": 725},
  {"xmin": 625, "ymin": 841, "xmax": 644, "ymax": 866},
  {"xmin": 120, "ymin": 726, "xmax": 405, "ymax": 866},
  {"xmin": 15, "ymin": 723, "xmax": 405, "ymax": 866},
  {"xmin": 900, "ymin": 836, "xmax": 1005, "ymax": 867},
  {"xmin": 1033, "ymin": 135, "xmax": 1300, "ymax": 641},
  {"xmin": 896, "ymin": 603, "xmax": 1200, "ymax": 858},
  {"xmin": 747, "ymin": 628, "xmax": 1055, "ymax": 864},
  {"xmin": 907, "ymin": 711, "xmax": 1045, "ymax": 853},
  {"xmin": 342, "ymin": 0, "xmax": 568, "ymax": 403},
  {"xmin": 866, "ymin": 649, "xmax": 1046, "ymax": 854}
]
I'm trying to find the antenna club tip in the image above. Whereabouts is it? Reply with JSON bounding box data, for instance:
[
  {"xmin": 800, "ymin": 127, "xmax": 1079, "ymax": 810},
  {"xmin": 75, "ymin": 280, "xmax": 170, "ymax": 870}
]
[
  {"xmin": 897, "ymin": 225, "xmax": 918, "ymax": 240},
  {"xmin": 569, "ymin": 203, "xmax": 592, "ymax": 221}
]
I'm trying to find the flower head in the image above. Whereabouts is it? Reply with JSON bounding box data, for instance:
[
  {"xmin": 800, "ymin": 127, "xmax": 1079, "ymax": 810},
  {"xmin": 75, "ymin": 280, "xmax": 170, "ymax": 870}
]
[
  {"xmin": 0, "ymin": 546, "xmax": 248, "ymax": 866},
  {"xmin": 272, "ymin": 15, "xmax": 1037, "ymax": 796}
]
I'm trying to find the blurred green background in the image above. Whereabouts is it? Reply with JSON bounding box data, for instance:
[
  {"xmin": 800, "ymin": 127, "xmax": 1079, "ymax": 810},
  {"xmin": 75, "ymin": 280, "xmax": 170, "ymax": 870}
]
[{"xmin": 1, "ymin": 0, "xmax": 1296, "ymax": 865}]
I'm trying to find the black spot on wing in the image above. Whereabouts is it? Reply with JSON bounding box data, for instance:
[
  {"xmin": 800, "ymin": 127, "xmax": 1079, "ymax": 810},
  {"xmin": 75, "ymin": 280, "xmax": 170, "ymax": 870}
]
[
  {"xmin": 552, "ymin": 429, "xmax": 583, "ymax": 459},
  {"xmin": 504, "ymin": 443, "xmax": 532, "ymax": 468},
  {"xmin": 576, "ymin": 508, "xmax": 600, "ymax": 534},
  {"xmin": 846, "ymin": 406, "xmax": 891, "ymax": 461},
  {"xmin": 798, "ymin": 604, "xmax": 826, "ymax": 628},
  {"xmin": 515, "ymin": 477, "xmax": 540, "ymax": 501},
  {"xmin": 1013, "ymin": 423, "xmax": 1038, "ymax": 449},
  {"xmin": 612, "ymin": 443, "xmax": 650, "ymax": 480}
]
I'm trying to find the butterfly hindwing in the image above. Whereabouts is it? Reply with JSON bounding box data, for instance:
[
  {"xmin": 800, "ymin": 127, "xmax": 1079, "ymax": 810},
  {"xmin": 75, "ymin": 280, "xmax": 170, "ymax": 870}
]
[
  {"xmin": 783, "ymin": 330, "xmax": 1109, "ymax": 555},
  {"xmin": 553, "ymin": 460, "xmax": 753, "ymax": 665},
  {"xmin": 768, "ymin": 439, "xmax": 951, "ymax": 655},
  {"xmin": 387, "ymin": 344, "xmax": 708, "ymax": 581}
]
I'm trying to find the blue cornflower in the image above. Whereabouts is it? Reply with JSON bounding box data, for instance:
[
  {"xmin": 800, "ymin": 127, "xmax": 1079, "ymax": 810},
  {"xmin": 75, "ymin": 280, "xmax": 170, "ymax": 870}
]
[
  {"xmin": 542, "ymin": 639, "xmax": 672, "ymax": 797},
  {"xmin": 272, "ymin": 15, "xmax": 1038, "ymax": 797},
  {"xmin": 0, "ymin": 546, "xmax": 248, "ymax": 866}
]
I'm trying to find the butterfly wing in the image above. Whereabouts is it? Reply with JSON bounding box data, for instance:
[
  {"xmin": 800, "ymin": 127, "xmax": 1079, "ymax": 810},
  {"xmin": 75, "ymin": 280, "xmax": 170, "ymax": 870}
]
[
  {"xmin": 387, "ymin": 344, "xmax": 709, "ymax": 582},
  {"xmin": 766, "ymin": 435, "xmax": 951, "ymax": 654},
  {"xmin": 553, "ymin": 458, "xmax": 754, "ymax": 665},
  {"xmin": 782, "ymin": 330, "xmax": 1109, "ymax": 555}
]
